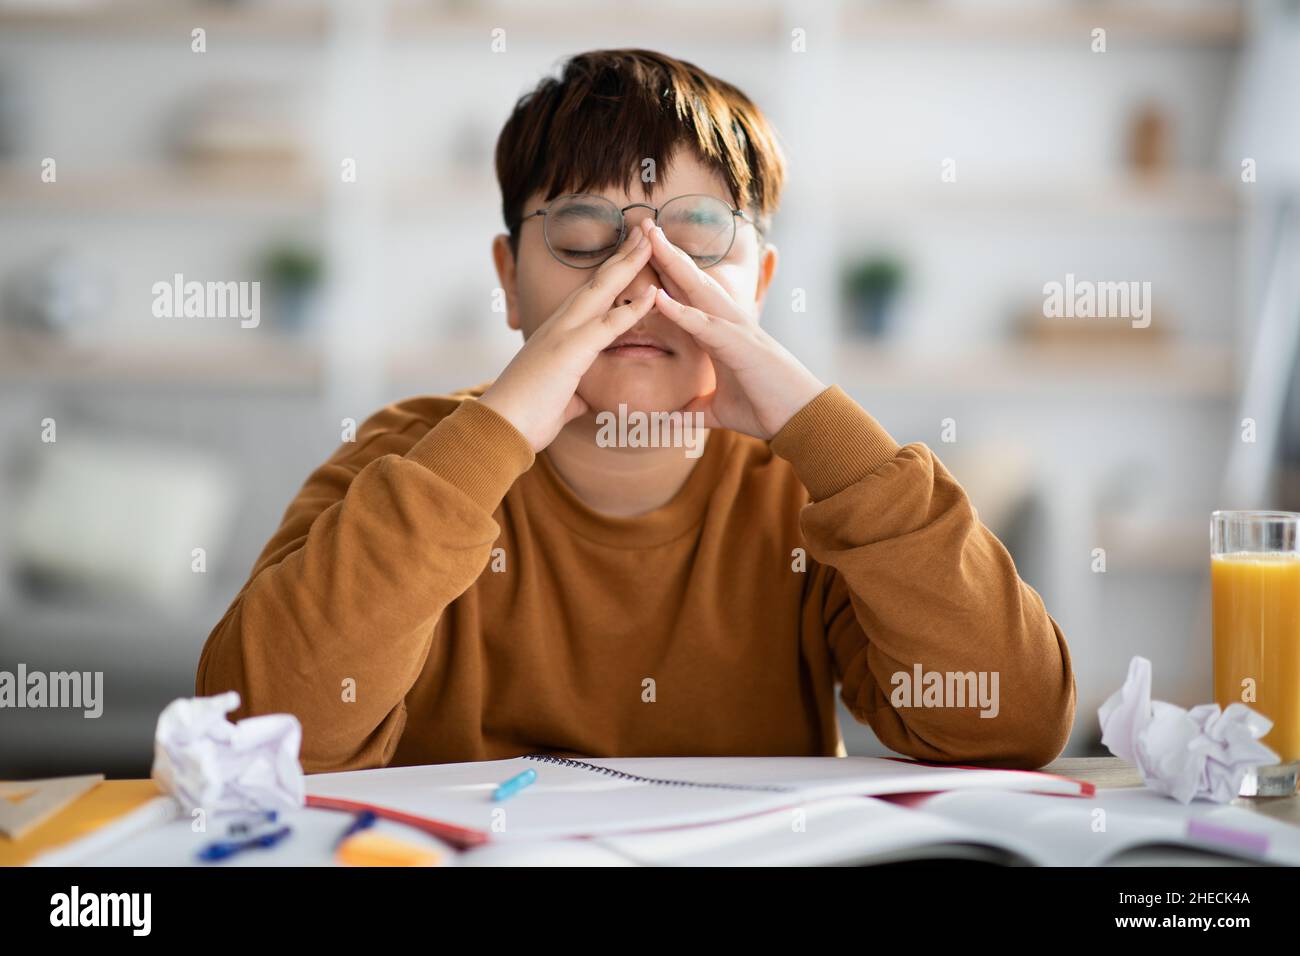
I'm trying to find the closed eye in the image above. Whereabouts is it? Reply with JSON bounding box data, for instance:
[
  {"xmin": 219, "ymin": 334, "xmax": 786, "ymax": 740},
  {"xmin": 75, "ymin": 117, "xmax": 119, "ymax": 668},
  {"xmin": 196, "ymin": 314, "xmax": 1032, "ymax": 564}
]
[{"xmin": 558, "ymin": 246, "xmax": 617, "ymax": 260}]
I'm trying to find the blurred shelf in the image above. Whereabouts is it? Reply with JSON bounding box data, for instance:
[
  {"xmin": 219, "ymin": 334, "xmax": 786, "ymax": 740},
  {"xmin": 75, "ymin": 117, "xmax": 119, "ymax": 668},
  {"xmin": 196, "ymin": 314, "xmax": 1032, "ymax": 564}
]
[
  {"xmin": 5, "ymin": 337, "xmax": 1230, "ymax": 399},
  {"xmin": 387, "ymin": 0, "xmax": 785, "ymax": 39},
  {"xmin": 0, "ymin": 0, "xmax": 327, "ymax": 38},
  {"xmin": 0, "ymin": 165, "xmax": 324, "ymax": 215},
  {"xmin": 390, "ymin": 0, "xmax": 1241, "ymax": 45},
  {"xmin": 383, "ymin": 169, "xmax": 498, "ymax": 217},
  {"xmin": 384, "ymin": 336, "xmax": 519, "ymax": 384},
  {"xmin": 843, "ymin": 2, "xmax": 1244, "ymax": 44},
  {"xmin": 835, "ymin": 341, "xmax": 1235, "ymax": 397},
  {"xmin": 0, "ymin": 338, "xmax": 324, "ymax": 388},
  {"xmin": 0, "ymin": 164, "xmax": 480, "ymax": 218},
  {"xmin": 0, "ymin": 1, "xmax": 1242, "ymax": 46},
  {"xmin": 0, "ymin": 164, "xmax": 1240, "ymax": 224},
  {"xmin": 0, "ymin": 337, "xmax": 520, "ymax": 389},
  {"xmin": 0, "ymin": 593, "xmax": 230, "ymax": 655},
  {"xmin": 839, "ymin": 173, "xmax": 1242, "ymax": 224}
]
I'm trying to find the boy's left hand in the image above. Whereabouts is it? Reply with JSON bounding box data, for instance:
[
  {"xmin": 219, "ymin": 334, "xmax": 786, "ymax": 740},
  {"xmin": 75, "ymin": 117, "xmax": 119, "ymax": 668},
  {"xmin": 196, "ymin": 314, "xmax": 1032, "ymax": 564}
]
[{"xmin": 644, "ymin": 219, "xmax": 826, "ymax": 440}]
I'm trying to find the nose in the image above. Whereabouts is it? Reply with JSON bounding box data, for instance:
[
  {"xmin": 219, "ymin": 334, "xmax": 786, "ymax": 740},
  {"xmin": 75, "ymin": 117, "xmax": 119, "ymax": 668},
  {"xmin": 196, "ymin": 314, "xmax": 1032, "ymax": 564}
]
[
  {"xmin": 623, "ymin": 205, "xmax": 656, "ymax": 234},
  {"xmin": 617, "ymin": 214, "xmax": 660, "ymax": 306},
  {"xmin": 617, "ymin": 257, "xmax": 664, "ymax": 307}
]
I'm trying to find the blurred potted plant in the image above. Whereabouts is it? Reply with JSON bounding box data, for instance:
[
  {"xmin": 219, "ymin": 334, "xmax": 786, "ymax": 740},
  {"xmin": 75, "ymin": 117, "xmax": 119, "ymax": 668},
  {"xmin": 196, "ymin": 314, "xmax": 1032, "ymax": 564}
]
[
  {"xmin": 843, "ymin": 254, "xmax": 905, "ymax": 339},
  {"xmin": 259, "ymin": 243, "xmax": 323, "ymax": 334}
]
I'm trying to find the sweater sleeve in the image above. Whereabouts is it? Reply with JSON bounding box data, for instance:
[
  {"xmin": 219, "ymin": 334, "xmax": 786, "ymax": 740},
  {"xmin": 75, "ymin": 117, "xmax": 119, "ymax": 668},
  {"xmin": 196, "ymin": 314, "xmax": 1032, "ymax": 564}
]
[
  {"xmin": 770, "ymin": 385, "xmax": 1077, "ymax": 770},
  {"xmin": 195, "ymin": 397, "xmax": 535, "ymax": 773}
]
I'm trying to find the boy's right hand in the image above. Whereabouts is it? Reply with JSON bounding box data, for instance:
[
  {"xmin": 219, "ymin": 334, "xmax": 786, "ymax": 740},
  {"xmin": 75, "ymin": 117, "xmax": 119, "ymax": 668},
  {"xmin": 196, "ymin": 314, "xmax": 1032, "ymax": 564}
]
[{"xmin": 479, "ymin": 225, "xmax": 657, "ymax": 452}]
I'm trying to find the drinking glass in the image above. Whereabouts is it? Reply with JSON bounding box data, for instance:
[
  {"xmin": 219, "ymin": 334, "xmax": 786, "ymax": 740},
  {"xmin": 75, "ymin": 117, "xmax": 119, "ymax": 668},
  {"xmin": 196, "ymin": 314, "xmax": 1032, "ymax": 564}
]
[{"xmin": 1210, "ymin": 510, "xmax": 1300, "ymax": 796}]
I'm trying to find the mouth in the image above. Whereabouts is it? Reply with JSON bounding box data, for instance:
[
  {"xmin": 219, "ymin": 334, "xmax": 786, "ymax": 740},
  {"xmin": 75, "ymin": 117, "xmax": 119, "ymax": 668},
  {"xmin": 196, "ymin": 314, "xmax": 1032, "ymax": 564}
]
[{"xmin": 602, "ymin": 335, "xmax": 674, "ymax": 358}]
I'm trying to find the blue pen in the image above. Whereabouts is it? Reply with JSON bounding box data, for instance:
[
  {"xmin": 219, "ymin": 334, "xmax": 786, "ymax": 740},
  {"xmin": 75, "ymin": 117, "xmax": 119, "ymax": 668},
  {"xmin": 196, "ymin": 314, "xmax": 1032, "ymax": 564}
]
[
  {"xmin": 492, "ymin": 768, "xmax": 537, "ymax": 801},
  {"xmin": 334, "ymin": 810, "xmax": 377, "ymax": 848},
  {"xmin": 198, "ymin": 825, "xmax": 293, "ymax": 862}
]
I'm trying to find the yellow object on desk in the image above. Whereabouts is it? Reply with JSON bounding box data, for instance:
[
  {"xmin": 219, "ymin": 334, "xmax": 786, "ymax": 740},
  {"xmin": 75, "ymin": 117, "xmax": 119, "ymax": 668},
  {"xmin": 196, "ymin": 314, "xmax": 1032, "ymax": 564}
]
[
  {"xmin": 0, "ymin": 779, "xmax": 163, "ymax": 867},
  {"xmin": 335, "ymin": 830, "xmax": 444, "ymax": 867}
]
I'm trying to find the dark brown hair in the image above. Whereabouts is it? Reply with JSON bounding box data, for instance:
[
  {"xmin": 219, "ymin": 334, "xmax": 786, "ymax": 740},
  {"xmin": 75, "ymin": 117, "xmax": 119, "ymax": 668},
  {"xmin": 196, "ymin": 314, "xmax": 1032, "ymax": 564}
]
[{"xmin": 495, "ymin": 48, "xmax": 787, "ymax": 256}]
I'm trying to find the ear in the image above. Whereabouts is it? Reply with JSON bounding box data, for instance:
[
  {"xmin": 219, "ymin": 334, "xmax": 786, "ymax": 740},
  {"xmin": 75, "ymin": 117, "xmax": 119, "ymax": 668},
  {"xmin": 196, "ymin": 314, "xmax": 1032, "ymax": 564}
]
[
  {"xmin": 752, "ymin": 242, "xmax": 779, "ymax": 315},
  {"xmin": 491, "ymin": 233, "xmax": 522, "ymax": 331}
]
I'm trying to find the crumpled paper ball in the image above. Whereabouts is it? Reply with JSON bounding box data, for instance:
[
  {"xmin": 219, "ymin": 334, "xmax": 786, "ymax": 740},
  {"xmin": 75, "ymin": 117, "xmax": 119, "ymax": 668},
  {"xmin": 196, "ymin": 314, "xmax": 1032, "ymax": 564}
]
[
  {"xmin": 1098, "ymin": 656, "xmax": 1279, "ymax": 803},
  {"xmin": 151, "ymin": 691, "xmax": 305, "ymax": 813}
]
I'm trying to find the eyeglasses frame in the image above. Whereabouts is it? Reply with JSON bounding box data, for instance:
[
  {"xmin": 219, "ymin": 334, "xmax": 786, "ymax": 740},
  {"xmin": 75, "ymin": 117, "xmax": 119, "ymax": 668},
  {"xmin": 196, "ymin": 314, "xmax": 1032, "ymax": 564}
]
[{"xmin": 516, "ymin": 192, "xmax": 763, "ymax": 270}]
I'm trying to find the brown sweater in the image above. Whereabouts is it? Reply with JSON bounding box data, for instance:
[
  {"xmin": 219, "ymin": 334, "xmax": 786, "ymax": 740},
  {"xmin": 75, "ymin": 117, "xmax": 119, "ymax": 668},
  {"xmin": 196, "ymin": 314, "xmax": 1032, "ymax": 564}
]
[{"xmin": 196, "ymin": 383, "xmax": 1077, "ymax": 773}]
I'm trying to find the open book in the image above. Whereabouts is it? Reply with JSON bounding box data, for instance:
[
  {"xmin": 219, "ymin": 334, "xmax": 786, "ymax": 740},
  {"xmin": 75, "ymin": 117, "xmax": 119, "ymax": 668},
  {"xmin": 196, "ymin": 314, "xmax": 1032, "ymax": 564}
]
[
  {"xmin": 303, "ymin": 754, "xmax": 1092, "ymax": 849},
  {"xmin": 303, "ymin": 754, "xmax": 1300, "ymax": 866}
]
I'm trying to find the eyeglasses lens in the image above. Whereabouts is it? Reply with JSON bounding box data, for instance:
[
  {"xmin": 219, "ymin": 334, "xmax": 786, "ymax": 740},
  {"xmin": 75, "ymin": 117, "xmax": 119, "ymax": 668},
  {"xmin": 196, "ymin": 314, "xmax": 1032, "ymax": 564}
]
[{"xmin": 544, "ymin": 194, "xmax": 736, "ymax": 268}]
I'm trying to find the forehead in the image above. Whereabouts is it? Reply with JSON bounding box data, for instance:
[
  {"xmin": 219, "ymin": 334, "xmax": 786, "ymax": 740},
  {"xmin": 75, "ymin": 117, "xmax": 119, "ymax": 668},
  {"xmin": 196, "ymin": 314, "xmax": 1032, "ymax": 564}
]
[{"xmin": 530, "ymin": 146, "xmax": 735, "ymax": 210}]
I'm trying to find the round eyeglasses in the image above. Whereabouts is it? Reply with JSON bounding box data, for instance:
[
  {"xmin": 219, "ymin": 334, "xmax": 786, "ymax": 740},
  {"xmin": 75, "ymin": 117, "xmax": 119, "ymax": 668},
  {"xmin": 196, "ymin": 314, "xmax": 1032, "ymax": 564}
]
[{"xmin": 517, "ymin": 193, "xmax": 759, "ymax": 269}]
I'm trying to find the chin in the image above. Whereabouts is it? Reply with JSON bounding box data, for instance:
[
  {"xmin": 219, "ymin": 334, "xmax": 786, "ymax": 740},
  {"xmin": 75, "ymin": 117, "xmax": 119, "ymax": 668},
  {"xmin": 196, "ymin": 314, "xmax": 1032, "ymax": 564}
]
[{"xmin": 578, "ymin": 366, "xmax": 702, "ymax": 417}]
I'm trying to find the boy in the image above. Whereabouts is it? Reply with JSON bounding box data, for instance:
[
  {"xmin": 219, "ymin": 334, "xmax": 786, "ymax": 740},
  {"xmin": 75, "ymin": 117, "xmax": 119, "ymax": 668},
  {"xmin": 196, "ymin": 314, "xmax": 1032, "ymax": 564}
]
[{"xmin": 197, "ymin": 49, "xmax": 1076, "ymax": 773}]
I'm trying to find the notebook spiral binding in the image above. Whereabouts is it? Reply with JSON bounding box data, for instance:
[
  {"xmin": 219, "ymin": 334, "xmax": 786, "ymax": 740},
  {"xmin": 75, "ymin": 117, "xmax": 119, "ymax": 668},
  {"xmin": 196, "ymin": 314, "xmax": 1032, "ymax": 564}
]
[{"xmin": 522, "ymin": 753, "xmax": 796, "ymax": 793}]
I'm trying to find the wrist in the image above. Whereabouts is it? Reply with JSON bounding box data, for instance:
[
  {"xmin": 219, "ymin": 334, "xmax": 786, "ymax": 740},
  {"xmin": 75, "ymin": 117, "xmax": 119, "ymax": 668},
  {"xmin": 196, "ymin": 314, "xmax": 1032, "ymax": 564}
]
[
  {"xmin": 765, "ymin": 371, "xmax": 828, "ymax": 437},
  {"xmin": 479, "ymin": 385, "xmax": 537, "ymax": 450},
  {"xmin": 404, "ymin": 399, "xmax": 535, "ymax": 511},
  {"xmin": 769, "ymin": 385, "xmax": 901, "ymax": 501}
]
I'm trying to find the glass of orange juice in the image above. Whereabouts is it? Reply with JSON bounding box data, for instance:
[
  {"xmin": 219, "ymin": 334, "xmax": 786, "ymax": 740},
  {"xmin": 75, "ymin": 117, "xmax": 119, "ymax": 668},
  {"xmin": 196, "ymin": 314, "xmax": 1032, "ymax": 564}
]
[{"xmin": 1211, "ymin": 510, "xmax": 1300, "ymax": 796}]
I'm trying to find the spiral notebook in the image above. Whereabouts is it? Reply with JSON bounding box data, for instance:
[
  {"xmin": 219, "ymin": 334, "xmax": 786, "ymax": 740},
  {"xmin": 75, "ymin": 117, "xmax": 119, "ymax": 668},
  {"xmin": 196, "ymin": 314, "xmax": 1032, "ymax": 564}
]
[{"xmin": 303, "ymin": 754, "xmax": 1094, "ymax": 849}]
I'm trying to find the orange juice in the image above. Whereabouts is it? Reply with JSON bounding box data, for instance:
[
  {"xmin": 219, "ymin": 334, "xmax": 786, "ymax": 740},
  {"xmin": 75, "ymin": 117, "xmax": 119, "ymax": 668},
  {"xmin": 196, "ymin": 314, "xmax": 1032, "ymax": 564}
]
[{"xmin": 1211, "ymin": 552, "xmax": 1300, "ymax": 762}]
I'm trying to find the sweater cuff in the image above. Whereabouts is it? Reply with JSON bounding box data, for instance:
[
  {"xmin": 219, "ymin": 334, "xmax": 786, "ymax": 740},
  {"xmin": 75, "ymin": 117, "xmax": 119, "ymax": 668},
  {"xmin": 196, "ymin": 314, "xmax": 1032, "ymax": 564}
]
[
  {"xmin": 404, "ymin": 398, "xmax": 535, "ymax": 513},
  {"xmin": 769, "ymin": 385, "xmax": 902, "ymax": 501}
]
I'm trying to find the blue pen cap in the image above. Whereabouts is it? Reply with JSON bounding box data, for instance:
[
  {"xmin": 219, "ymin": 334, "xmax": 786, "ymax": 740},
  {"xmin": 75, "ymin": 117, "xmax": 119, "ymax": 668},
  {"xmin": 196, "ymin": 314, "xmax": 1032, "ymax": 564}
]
[{"xmin": 492, "ymin": 768, "xmax": 538, "ymax": 801}]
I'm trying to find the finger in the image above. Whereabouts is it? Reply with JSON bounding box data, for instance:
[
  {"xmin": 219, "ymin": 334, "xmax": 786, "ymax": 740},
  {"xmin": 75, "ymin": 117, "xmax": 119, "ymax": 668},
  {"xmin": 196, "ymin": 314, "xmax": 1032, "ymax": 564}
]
[
  {"xmin": 654, "ymin": 287, "xmax": 736, "ymax": 353},
  {"xmin": 646, "ymin": 225, "xmax": 750, "ymax": 324},
  {"xmin": 544, "ymin": 229, "xmax": 638, "ymax": 320},
  {"xmin": 564, "ymin": 227, "xmax": 653, "ymax": 323},
  {"xmin": 544, "ymin": 228, "xmax": 648, "ymax": 329},
  {"xmin": 561, "ymin": 391, "xmax": 590, "ymax": 427},
  {"xmin": 579, "ymin": 283, "xmax": 657, "ymax": 351}
]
